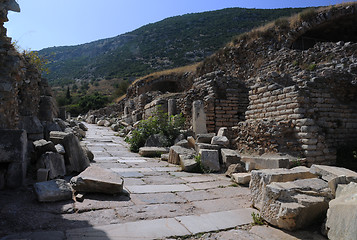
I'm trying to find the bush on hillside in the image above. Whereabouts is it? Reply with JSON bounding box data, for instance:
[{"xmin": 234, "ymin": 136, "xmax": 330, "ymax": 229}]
[{"xmin": 126, "ymin": 109, "xmax": 185, "ymax": 152}]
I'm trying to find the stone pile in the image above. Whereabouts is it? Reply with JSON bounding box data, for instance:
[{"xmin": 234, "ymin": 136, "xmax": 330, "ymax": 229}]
[{"xmin": 248, "ymin": 164, "xmax": 357, "ymax": 232}]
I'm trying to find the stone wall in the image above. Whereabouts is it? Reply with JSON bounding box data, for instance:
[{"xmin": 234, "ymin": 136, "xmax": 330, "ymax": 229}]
[{"xmin": 0, "ymin": 0, "xmax": 58, "ymax": 188}]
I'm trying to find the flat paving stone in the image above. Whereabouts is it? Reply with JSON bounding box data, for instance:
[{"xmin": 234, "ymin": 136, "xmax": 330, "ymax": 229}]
[
  {"xmin": 181, "ymin": 175, "xmax": 221, "ymax": 183},
  {"xmin": 66, "ymin": 218, "xmax": 191, "ymax": 240},
  {"xmin": 130, "ymin": 192, "xmax": 187, "ymax": 205},
  {"xmin": 176, "ymin": 190, "xmax": 219, "ymax": 202},
  {"xmin": 193, "ymin": 197, "xmax": 252, "ymax": 213},
  {"xmin": 124, "ymin": 178, "xmax": 146, "ymax": 186},
  {"xmin": 119, "ymin": 172, "xmax": 145, "ymax": 178},
  {"xmin": 111, "ymin": 167, "xmax": 153, "ymax": 172},
  {"xmin": 126, "ymin": 184, "xmax": 193, "ymax": 193},
  {"xmin": 176, "ymin": 208, "xmax": 256, "ymax": 235},
  {"xmin": 186, "ymin": 180, "xmax": 233, "ymax": 190},
  {"xmin": 142, "ymin": 175, "xmax": 186, "ymax": 185}
]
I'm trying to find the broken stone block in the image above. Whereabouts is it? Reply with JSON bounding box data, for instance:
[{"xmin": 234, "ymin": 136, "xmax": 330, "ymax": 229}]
[
  {"xmin": 225, "ymin": 163, "xmax": 246, "ymax": 177},
  {"xmin": 144, "ymin": 134, "xmax": 168, "ymax": 147},
  {"xmin": 38, "ymin": 152, "xmax": 66, "ymax": 180},
  {"xmin": 328, "ymin": 174, "xmax": 357, "ymax": 197},
  {"xmin": 138, "ymin": 147, "xmax": 169, "ymax": 157},
  {"xmin": 37, "ymin": 168, "xmax": 49, "ymax": 182},
  {"xmin": 250, "ymin": 167, "xmax": 317, "ymax": 210},
  {"xmin": 211, "ymin": 136, "xmax": 229, "ymax": 147},
  {"xmin": 19, "ymin": 116, "xmax": 44, "ymax": 141},
  {"xmin": 55, "ymin": 144, "xmax": 65, "ymax": 155},
  {"xmin": 33, "ymin": 139, "xmax": 57, "ymax": 155},
  {"xmin": 78, "ymin": 122, "xmax": 88, "ymax": 131},
  {"xmin": 0, "ymin": 130, "xmax": 27, "ymax": 188},
  {"xmin": 187, "ymin": 136, "xmax": 196, "ymax": 149},
  {"xmin": 34, "ymin": 179, "xmax": 73, "ymax": 202},
  {"xmin": 195, "ymin": 143, "xmax": 221, "ymax": 152},
  {"xmin": 192, "ymin": 100, "xmax": 207, "ymax": 135},
  {"xmin": 221, "ymin": 149, "xmax": 241, "ymax": 167},
  {"xmin": 161, "ymin": 153, "xmax": 169, "ymax": 161},
  {"xmin": 50, "ymin": 131, "xmax": 90, "ymax": 173},
  {"xmin": 232, "ymin": 173, "xmax": 251, "ymax": 185},
  {"xmin": 81, "ymin": 145, "xmax": 94, "ymax": 162},
  {"xmin": 70, "ymin": 165, "xmax": 124, "ymax": 194},
  {"xmin": 168, "ymin": 146, "xmax": 196, "ymax": 165},
  {"xmin": 310, "ymin": 164, "xmax": 357, "ymax": 181},
  {"xmin": 97, "ymin": 119, "xmax": 106, "ymax": 126},
  {"xmin": 326, "ymin": 182, "xmax": 357, "ymax": 240},
  {"xmin": 261, "ymin": 178, "xmax": 331, "ymax": 231},
  {"xmin": 241, "ymin": 155, "xmax": 289, "ymax": 169},
  {"xmin": 180, "ymin": 155, "xmax": 199, "ymax": 172},
  {"xmin": 199, "ymin": 149, "xmax": 220, "ymax": 172},
  {"xmin": 0, "ymin": 130, "xmax": 27, "ymax": 164},
  {"xmin": 104, "ymin": 120, "xmax": 111, "ymax": 127},
  {"xmin": 196, "ymin": 133, "xmax": 215, "ymax": 144},
  {"xmin": 168, "ymin": 99, "xmax": 177, "ymax": 116},
  {"xmin": 175, "ymin": 140, "xmax": 189, "ymax": 148},
  {"xmin": 217, "ymin": 127, "xmax": 228, "ymax": 137}
]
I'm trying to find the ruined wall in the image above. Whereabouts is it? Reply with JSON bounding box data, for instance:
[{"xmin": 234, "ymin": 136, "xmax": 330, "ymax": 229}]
[{"xmin": 0, "ymin": 0, "xmax": 58, "ymax": 188}]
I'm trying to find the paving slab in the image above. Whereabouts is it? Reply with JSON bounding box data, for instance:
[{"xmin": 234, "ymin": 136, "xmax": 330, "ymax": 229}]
[
  {"xmin": 130, "ymin": 192, "xmax": 187, "ymax": 205},
  {"xmin": 66, "ymin": 218, "xmax": 191, "ymax": 240},
  {"xmin": 186, "ymin": 180, "xmax": 233, "ymax": 190},
  {"xmin": 176, "ymin": 208, "xmax": 256, "ymax": 235},
  {"xmin": 126, "ymin": 184, "xmax": 193, "ymax": 193},
  {"xmin": 192, "ymin": 197, "xmax": 251, "ymax": 213}
]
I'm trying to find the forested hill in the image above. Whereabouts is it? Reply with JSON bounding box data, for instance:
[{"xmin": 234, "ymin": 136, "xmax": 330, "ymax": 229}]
[{"xmin": 39, "ymin": 7, "xmax": 305, "ymax": 86}]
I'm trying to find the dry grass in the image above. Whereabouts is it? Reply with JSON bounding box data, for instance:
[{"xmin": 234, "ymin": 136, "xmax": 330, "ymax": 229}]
[{"xmin": 130, "ymin": 62, "xmax": 200, "ymax": 86}]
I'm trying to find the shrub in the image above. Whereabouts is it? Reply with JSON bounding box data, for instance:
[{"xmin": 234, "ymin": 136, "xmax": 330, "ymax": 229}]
[
  {"xmin": 299, "ymin": 8, "xmax": 317, "ymax": 22},
  {"xmin": 274, "ymin": 18, "xmax": 290, "ymax": 30},
  {"xmin": 127, "ymin": 109, "xmax": 185, "ymax": 152}
]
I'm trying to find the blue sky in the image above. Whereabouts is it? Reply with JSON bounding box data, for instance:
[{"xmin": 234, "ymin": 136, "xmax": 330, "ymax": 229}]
[{"xmin": 6, "ymin": 0, "xmax": 351, "ymax": 50}]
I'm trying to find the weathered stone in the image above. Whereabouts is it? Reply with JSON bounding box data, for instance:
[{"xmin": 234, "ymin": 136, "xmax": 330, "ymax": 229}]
[
  {"xmin": 192, "ymin": 100, "xmax": 207, "ymax": 135},
  {"xmin": 310, "ymin": 164, "xmax": 357, "ymax": 181},
  {"xmin": 225, "ymin": 163, "xmax": 246, "ymax": 177},
  {"xmin": 70, "ymin": 165, "xmax": 124, "ymax": 194},
  {"xmin": 49, "ymin": 131, "xmax": 90, "ymax": 173},
  {"xmin": 221, "ymin": 148, "xmax": 241, "ymax": 167},
  {"xmin": 19, "ymin": 116, "xmax": 44, "ymax": 140},
  {"xmin": 97, "ymin": 119, "xmax": 106, "ymax": 126},
  {"xmin": 86, "ymin": 115, "xmax": 96, "ymax": 124},
  {"xmin": 38, "ymin": 152, "xmax": 66, "ymax": 180},
  {"xmin": 78, "ymin": 122, "xmax": 88, "ymax": 131},
  {"xmin": 241, "ymin": 155, "xmax": 289, "ymax": 169},
  {"xmin": 175, "ymin": 140, "xmax": 189, "ymax": 148},
  {"xmin": 33, "ymin": 139, "xmax": 56, "ymax": 155},
  {"xmin": 187, "ymin": 136, "xmax": 196, "ymax": 148},
  {"xmin": 199, "ymin": 149, "xmax": 220, "ymax": 172},
  {"xmin": 161, "ymin": 153, "xmax": 169, "ymax": 161},
  {"xmin": 326, "ymin": 182, "xmax": 357, "ymax": 240},
  {"xmin": 39, "ymin": 96, "xmax": 56, "ymax": 121},
  {"xmin": 196, "ymin": 133, "xmax": 215, "ymax": 143},
  {"xmin": 55, "ymin": 144, "xmax": 65, "ymax": 155},
  {"xmin": 34, "ymin": 179, "xmax": 73, "ymax": 202},
  {"xmin": 0, "ymin": 130, "xmax": 27, "ymax": 163},
  {"xmin": 144, "ymin": 134, "xmax": 168, "ymax": 147},
  {"xmin": 180, "ymin": 155, "xmax": 199, "ymax": 172},
  {"xmin": 217, "ymin": 127, "xmax": 228, "ymax": 137},
  {"xmin": 260, "ymin": 178, "xmax": 331, "ymax": 230},
  {"xmin": 250, "ymin": 167, "xmax": 317, "ymax": 210},
  {"xmin": 110, "ymin": 123, "xmax": 121, "ymax": 132},
  {"xmin": 232, "ymin": 173, "xmax": 251, "ymax": 185},
  {"xmin": 168, "ymin": 146, "xmax": 196, "ymax": 165},
  {"xmin": 82, "ymin": 145, "xmax": 94, "ymax": 162},
  {"xmin": 168, "ymin": 99, "xmax": 177, "ymax": 116},
  {"xmin": 37, "ymin": 168, "xmax": 49, "ymax": 182},
  {"xmin": 0, "ymin": 130, "xmax": 27, "ymax": 188},
  {"xmin": 211, "ymin": 136, "xmax": 229, "ymax": 147},
  {"xmin": 138, "ymin": 147, "xmax": 169, "ymax": 157},
  {"xmin": 195, "ymin": 143, "xmax": 221, "ymax": 152}
]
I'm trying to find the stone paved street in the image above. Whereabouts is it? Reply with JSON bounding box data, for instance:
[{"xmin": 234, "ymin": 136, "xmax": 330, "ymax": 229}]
[{"xmin": 0, "ymin": 124, "xmax": 326, "ymax": 240}]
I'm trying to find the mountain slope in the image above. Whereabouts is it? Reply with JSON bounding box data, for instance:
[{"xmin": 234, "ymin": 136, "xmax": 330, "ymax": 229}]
[{"xmin": 39, "ymin": 7, "xmax": 305, "ymax": 86}]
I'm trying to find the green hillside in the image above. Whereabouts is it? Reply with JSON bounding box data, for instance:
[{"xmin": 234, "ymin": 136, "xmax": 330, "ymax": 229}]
[{"xmin": 39, "ymin": 7, "xmax": 305, "ymax": 86}]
